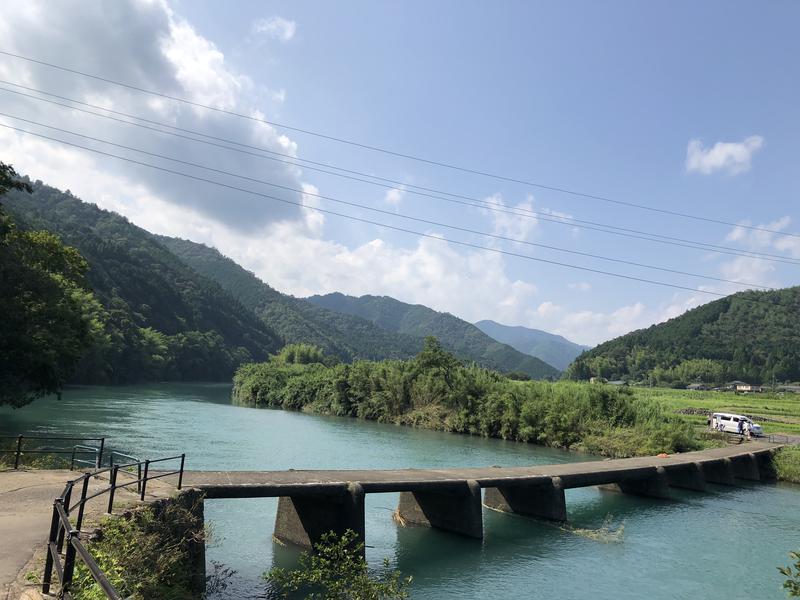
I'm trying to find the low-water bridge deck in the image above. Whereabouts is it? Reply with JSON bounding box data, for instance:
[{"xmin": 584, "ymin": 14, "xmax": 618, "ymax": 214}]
[{"xmin": 181, "ymin": 441, "xmax": 780, "ymax": 549}]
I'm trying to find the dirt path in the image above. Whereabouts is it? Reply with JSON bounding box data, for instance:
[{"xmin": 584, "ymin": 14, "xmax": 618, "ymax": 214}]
[{"xmin": 0, "ymin": 469, "xmax": 175, "ymax": 600}]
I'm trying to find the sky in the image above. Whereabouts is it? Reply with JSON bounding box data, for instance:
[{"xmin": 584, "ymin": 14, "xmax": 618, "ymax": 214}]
[{"xmin": 0, "ymin": 0, "xmax": 798, "ymax": 346}]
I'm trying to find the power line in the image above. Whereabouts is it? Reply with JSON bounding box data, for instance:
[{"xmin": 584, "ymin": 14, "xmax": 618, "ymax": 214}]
[
  {"xmin": 2, "ymin": 48, "xmax": 798, "ymax": 241},
  {"xmin": 2, "ymin": 82, "xmax": 798, "ymax": 267},
  {"xmin": 0, "ymin": 111, "xmax": 774, "ymax": 291},
  {"xmin": 0, "ymin": 121, "xmax": 784, "ymax": 303}
]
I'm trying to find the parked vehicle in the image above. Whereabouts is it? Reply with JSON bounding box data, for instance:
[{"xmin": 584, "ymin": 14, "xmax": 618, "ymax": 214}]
[{"xmin": 710, "ymin": 412, "xmax": 763, "ymax": 437}]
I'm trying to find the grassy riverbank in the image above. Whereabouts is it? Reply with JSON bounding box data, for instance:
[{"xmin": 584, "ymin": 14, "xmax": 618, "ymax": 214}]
[
  {"xmin": 774, "ymin": 447, "xmax": 800, "ymax": 484},
  {"xmin": 233, "ymin": 340, "xmax": 700, "ymax": 458}
]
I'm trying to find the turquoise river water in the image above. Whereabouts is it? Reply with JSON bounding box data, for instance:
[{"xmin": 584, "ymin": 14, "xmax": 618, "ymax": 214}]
[{"xmin": 1, "ymin": 383, "xmax": 798, "ymax": 599}]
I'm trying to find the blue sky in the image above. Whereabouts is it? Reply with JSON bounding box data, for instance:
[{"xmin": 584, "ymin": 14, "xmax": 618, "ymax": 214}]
[{"xmin": 0, "ymin": 1, "xmax": 797, "ymax": 344}]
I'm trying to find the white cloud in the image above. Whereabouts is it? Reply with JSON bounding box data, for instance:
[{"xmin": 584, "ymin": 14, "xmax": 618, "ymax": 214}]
[
  {"xmin": 384, "ymin": 186, "xmax": 405, "ymax": 207},
  {"xmin": 685, "ymin": 135, "xmax": 764, "ymax": 175},
  {"xmin": 252, "ymin": 16, "xmax": 296, "ymax": 42},
  {"xmin": 485, "ymin": 193, "xmax": 538, "ymax": 243},
  {"xmin": 521, "ymin": 300, "xmax": 651, "ymax": 346},
  {"xmin": 568, "ymin": 282, "xmax": 591, "ymax": 292},
  {"xmin": 0, "ymin": 0, "xmax": 305, "ymax": 231}
]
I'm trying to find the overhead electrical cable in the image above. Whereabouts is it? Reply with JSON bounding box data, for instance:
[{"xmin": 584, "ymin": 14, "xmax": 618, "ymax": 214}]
[
  {"xmin": 1, "ymin": 83, "xmax": 797, "ymax": 267},
  {"xmin": 0, "ymin": 120, "xmax": 781, "ymax": 302},
  {"xmin": 0, "ymin": 111, "xmax": 775, "ymax": 290},
  {"xmin": 1, "ymin": 48, "xmax": 798, "ymax": 241}
]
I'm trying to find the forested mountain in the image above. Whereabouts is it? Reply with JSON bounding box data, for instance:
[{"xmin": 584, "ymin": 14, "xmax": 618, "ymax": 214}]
[
  {"xmin": 4, "ymin": 179, "xmax": 282, "ymax": 383},
  {"xmin": 474, "ymin": 320, "xmax": 589, "ymax": 371},
  {"xmin": 157, "ymin": 236, "xmax": 423, "ymax": 361},
  {"xmin": 564, "ymin": 287, "xmax": 800, "ymax": 385},
  {"xmin": 306, "ymin": 293, "xmax": 560, "ymax": 379}
]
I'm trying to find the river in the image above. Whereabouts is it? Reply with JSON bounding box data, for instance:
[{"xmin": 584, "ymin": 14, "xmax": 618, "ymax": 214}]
[{"xmin": 1, "ymin": 383, "xmax": 798, "ymax": 599}]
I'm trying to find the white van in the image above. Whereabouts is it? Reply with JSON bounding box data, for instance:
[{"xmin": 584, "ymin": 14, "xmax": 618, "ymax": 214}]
[{"xmin": 710, "ymin": 412, "xmax": 763, "ymax": 437}]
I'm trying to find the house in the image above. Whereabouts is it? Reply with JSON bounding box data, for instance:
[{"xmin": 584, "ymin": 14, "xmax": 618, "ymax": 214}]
[
  {"xmin": 686, "ymin": 383, "xmax": 710, "ymax": 391},
  {"xmin": 727, "ymin": 381, "xmax": 762, "ymax": 393}
]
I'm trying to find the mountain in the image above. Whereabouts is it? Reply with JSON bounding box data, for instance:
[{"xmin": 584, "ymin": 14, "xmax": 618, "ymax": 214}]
[
  {"xmin": 474, "ymin": 320, "xmax": 589, "ymax": 371},
  {"xmin": 157, "ymin": 236, "xmax": 423, "ymax": 362},
  {"xmin": 306, "ymin": 293, "xmax": 560, "ymax": 379},
  {"xmin": 564, "ymin": 287, "xmax": 800, "ymax": 384},
  {"xmin": 3, "ymin": 179, "xmax": 282, "ymax": 382}
]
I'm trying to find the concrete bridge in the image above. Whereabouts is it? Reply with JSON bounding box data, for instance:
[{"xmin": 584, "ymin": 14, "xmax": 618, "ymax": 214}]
[{"xmin": 180, "ymin": 441, "xmax": 780, "ymax": 551}]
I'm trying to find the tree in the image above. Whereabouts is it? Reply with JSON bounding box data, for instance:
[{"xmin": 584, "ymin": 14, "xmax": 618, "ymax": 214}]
[
  {"xmin": 265, "ymin": 530, "xmax": 411, "ymax": 600},
  {"xmin": 0, "ymin": 164, "xmax": 103, "ymax": 406},
  {"xmin": 779, "ymin": 551, "xmax": 800, "ymax": 597}
]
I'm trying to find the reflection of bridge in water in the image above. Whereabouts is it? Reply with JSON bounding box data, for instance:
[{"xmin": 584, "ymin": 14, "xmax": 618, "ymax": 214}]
[{"xmin": 181, "ymin": 441, "xmax": 780, "ymax": 551}]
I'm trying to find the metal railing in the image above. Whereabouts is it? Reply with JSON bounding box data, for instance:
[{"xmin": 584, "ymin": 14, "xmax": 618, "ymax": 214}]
[
  {"xmin": 0, "ymin": 435, "xmax": 105, "ymax": 470},
  {"xmin": 42, "ymin": 453, "xmax": 186, "ymax": 599}
]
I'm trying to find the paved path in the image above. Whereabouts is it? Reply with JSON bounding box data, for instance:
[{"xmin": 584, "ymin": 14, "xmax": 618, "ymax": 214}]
[
  {"xmin": 0, "ymin": 469, "xmax": 175, "ymax": 600},
  {"xmin": 183, "ymin": 441, "xmax": 780, "ymax": 498}
]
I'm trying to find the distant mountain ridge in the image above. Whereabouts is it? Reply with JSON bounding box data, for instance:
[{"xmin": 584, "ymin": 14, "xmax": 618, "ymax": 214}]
[
  {"xmin": 158, "ymin": 237, "xmax": 423, "ymax": 362},
  {"xmin": 474, "ymin": 320, "xmax": 589, "ymax": 371},
  {"xmin": 306, "ymin": 293, "xmax": 560, "ymax": 379}
]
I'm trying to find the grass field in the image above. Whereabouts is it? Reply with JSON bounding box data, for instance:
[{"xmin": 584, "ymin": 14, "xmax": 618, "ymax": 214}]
[{"xmin": 631, "ymin": 387, "xmax": 800, "ymax": 436}]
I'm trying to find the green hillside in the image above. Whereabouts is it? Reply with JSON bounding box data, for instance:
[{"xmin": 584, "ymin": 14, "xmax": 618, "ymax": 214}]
[
  {"xmin": 158, "ymin": 236, "xmax": 423, "ymax": 362},
  {"xmin": 474, "ymin": 319, "xmax": 589, "ymax": 371},
  {"xmin": 564, "ymin": 287, "xmax": 800, "ymax": 385},
  {"xmin": 306, "ymin": 293, "xmax": 560, "ymax": 379},
  {"xmin": 3, "ymin": 179, "xmax": 282, "ymax": 383}
]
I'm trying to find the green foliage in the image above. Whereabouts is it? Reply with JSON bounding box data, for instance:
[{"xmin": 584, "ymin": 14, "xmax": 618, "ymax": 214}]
[
  {"xmin": 265, "ymin": 530, "xmax": 411, "ymax": 600},
  {"xmin": 234, "ymin": 339, "xmax": 700, "ymax": 457},
  {"xmin": 779, "ymin": 551, "xmax": 800, "ymax": 597},
  {"xmin": 774, "ymin": 447, "xmax": 800, "ymax": 484},
  {"xmin": 565, "ymin": 288, "xmax": 800, "ymax": 384},
  {"xmin": 3, "ymin": 177, "xmax": 282, "ymax": 386},
  {"xmin": 70, "ymin": 500, "xmax": 203, "ymax": 600},
  {"xmin": 0, "ymin": 167, "xmax": 103, "ymax": 406},
  {"xmin": 275, "ymin": 343, "xmax": 337, "ymax": 366},
  {"xmin": 306, "ymin": 293, "xmax": 560, "ymax": 379}
]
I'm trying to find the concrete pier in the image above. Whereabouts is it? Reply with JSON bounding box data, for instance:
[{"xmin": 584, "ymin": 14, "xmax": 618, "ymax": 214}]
[
  {"xmin": 664, "ymin": 462, "xmax": 707, "ymax": 492},
  {"xmin": 731, "ymin": 453, "xmax": 761, "ymax": 481},
  {"xmin": 702, "ymin": 457, "xmax": 736, "ymax": 485},
  {"xmin": 396, "ymin": 480, "xmax": 483, "ymax": 538},
  {"xmin": 616, "ymin": 466, "xmax": 671, "ymax": 499},
  {"xmin": 483, "ymin": 477, "xmax": 567, "ymax": 521},
  {"xmin": 274, "ymin": 483, "xmax": 365, "ymax": 551}
]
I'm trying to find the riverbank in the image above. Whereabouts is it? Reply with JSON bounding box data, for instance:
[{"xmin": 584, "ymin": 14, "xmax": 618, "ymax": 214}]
[{"xmin": 232, "ymin": 341, "xmax": 700, "ymax": 458}]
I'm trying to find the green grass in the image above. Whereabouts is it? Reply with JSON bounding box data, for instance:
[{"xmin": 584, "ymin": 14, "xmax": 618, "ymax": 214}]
[
  {"xmin": 630, "ymin": 387, "xmax": 800, "ymax": 435},
  {"xmin": 774, "ymin": 447, "xmax": 800, "ymax": 484}
]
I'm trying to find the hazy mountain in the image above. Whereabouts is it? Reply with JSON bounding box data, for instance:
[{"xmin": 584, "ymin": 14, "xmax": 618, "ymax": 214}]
[{"xmin": 474, "ymin": 320, "xmax": 589, "ymax": 371}]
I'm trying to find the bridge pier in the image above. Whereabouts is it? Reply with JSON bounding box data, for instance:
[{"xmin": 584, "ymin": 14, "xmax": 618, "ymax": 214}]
[
  {"xmin": 615, "ymin": 467, "xmax": 671, "ymax": 499},
  {"xmin": 395, "ymin": 480, "xmax": 483, "ymax": 539},
  {"xmin": 754, "ymin": 450, "xmax": 777, "ymax": 481},
  {"xmin": 273, "ymin": 483, "xmax": 365, "ymax": 552},
  {"xmin": 665, "ymin": 462, "xmax": 707, "ymax": 492},
  {"xmin": 731, "ymin": 453, "xmax": 760, "ymax": 481},
  {"xmin": 702, "ymin": 458, "xmax": 736, "ymax": 485},
  {"xmin": 483, "ymin": 477, "xmax": 567, "ymax": 521}
]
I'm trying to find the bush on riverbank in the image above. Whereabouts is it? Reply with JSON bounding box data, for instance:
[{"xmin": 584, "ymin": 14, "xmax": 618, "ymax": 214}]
[
  {"xmin": 775, "ymin": 447, "xmax": 800, "ymax": 484},
  {"xmin": 233, "ymin": 338, "xmax": 700, "ymax": 458},
  {"xmin": 70, "ymin": 493, "xmax": 205, "ymax": 600}
]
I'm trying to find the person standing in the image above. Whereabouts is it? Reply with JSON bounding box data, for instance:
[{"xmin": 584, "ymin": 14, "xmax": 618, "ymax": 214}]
[{"xmin": 737, "ymin": 418, "xmax": 744, "ymax": 436}]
